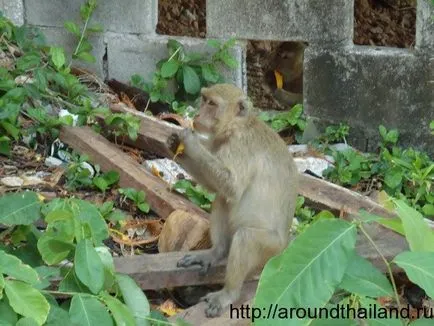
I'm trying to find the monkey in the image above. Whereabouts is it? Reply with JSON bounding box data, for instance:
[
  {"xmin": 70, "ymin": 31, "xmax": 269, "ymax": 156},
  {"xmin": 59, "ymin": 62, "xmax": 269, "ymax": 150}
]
[{"xmin": 167, "ymin": 84, "xmax": 299, "ymax": 318}]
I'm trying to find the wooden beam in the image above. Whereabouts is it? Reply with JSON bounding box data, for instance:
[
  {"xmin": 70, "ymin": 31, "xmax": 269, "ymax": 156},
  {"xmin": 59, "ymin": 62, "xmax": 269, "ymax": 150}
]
[
  {"xmin": 107, "ymin": 104, "xmax": 397, "ymax": 220},
  {"xmin": 113, "ymin": 251, "xmax": 258, "ymax": 290},
  {"xmin": 59, "ymin": 126, "xmax": 207, "ymax": 220}
]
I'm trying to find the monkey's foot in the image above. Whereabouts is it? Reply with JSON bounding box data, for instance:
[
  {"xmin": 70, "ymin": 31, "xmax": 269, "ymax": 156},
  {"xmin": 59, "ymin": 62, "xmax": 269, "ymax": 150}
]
[
  {"xmin": 167, "ymin": 133, "xmax": 181, "ymax": 154},
  {"xmin": 177, "ymin": 254, "xmax": 212, "ymax": 276},
  {"xmin": 201, "ymin": 290, "xmax": 233, "ymax": 318}
]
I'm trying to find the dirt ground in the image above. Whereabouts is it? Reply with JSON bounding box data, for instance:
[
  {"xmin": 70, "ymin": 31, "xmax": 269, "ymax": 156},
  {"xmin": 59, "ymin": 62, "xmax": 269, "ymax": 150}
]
[{"xmin": 157, "ymin": 0, "xmax": 417, "ymax": 110}]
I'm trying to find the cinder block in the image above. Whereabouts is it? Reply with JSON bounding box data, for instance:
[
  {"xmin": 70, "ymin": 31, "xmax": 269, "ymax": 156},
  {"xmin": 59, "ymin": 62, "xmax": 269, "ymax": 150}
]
[
  {"xmin": 24, "ymin": 0, "xmax": 157, "ymax": 34},
  {"xmin": 304, "ymin": 46, "xmax": 434, "ymax": 154},
  {"xmin": 106, "ymin": 33, "xmax": 246, "ymax": 91},
  {"xmin": 1, "ymin": 0, "xmax": 24, "ymax": 25},
  {"xmin": 38, "ymin": 27, "xmax": 106, "ymax": 77},
  {"xmin": 207, "ymin": 0, "xmax": 353, "ymax": 44},
  {"xmin": 416, "ymin": 0, "xmax": 434, "ymax": 50}
]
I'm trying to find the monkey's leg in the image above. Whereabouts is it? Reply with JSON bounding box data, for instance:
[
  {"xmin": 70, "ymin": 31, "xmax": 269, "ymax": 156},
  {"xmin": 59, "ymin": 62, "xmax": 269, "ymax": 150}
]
[
  {"xmin": 203, "ymin": 227, "xmax": 283, "ymax": 318},
  {"xmin": 177, "ymin": 198, "xmax": 230, "ymax": 275}
]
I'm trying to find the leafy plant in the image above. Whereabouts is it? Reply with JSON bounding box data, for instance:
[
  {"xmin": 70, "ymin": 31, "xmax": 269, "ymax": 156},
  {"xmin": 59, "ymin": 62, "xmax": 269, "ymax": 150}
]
[
  {"xmin": 323, "ymin": 125, "xmax": 433, "ymax": 215},
  {"xmin": 93, "ymin": 170, "xmax": 120, "ymax": 192},
  {"xmin": 254, "ymin": 196, "xmax": 434, "ymax": 325},
  {"xmin": 64, "ymin": 153, "xmax": 95, "ymax": 190},
  {"xmin": 118, "ymin": 188, "xmax": 151, "ymax": 213},
  {"xmin": 258, "ymin": 104, "xmax": 306, "ymax": 133},
  {"xmin": 131, "ymin": 38, "xmax": 239, "ymax": 108},
  {"xmin": 430, "ymin": 120, "xmax": 434, "ymax": 135},
  {"xmin": 104, "ymin": 113, "xmax": 140, "ymax": 142},
  {"xmin": 0, "ymin": 191, "xmax": 151, "ymax": 325},
  {"xmin": 173, "ymin": 179, "xmax": 216, "ymax": 211},
  {"xmin": 63, "ymin": 0, "xmax": 102, "ymax": 64}
]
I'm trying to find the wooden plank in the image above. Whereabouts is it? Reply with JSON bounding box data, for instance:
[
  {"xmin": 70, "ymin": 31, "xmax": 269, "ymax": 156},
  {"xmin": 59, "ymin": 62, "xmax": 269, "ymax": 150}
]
[
  {"xmin": 107, "ymin": 104, "xmax": 397, "ymax": 220},
  {"xmin": 298, "ymin": 174, "xmax": 396, "ymax": 218},
  {"xmin": 113, "ymin": 250, "xmax": 258, "ymax": 290},
  {"xmin": 59, "ymin": 126, "xmax": 207, "ymax": 220},
  {"xmin": 108, "ymin": 104, "xmax": 180, "ymax": 158}
]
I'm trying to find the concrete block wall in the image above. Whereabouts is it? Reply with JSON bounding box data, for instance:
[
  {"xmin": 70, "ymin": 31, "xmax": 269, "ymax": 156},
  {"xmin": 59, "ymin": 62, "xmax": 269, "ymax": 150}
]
[
  {"xmin": 1, "ymin": 0, "xmax": 432, "ymax": 152},
  {"xmin": 208, "ymin": 0, "xmax": 433, "ymax": 153},
  {"xmin": 0, "ymin": 0, "xmax": 245, "ymax": 89}
]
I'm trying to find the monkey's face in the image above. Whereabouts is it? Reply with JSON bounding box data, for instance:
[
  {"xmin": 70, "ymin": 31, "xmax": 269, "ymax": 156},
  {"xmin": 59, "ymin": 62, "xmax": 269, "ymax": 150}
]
[{"xmin": 193, "ymin": 84, "xmax": 246, "ymax": 137}]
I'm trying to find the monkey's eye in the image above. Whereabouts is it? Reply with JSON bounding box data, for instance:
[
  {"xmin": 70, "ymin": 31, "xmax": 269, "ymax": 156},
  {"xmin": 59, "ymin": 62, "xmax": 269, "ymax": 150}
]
[{"xmin": 208, "ymin": 100, "xmax": 216, "ymax": 106}]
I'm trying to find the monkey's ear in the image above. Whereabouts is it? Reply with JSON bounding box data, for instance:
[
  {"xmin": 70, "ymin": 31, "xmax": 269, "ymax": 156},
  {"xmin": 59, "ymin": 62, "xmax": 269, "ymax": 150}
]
[{"xmin": 237, "ymin": 98, "xmax": 251, "ymax": 116}]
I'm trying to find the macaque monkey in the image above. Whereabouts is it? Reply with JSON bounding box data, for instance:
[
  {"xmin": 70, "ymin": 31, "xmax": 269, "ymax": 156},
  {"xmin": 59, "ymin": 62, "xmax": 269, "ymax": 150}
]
[{"xmin": 167, "ymin": 84, "xmax": 298, "ymax": 317}]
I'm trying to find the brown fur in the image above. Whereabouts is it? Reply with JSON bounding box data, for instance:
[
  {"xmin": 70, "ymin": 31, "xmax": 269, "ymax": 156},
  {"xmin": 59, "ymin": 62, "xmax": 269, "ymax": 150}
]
[{"xmin": 167, "ymin": 84, "xmax": 298, "ymax": 317}]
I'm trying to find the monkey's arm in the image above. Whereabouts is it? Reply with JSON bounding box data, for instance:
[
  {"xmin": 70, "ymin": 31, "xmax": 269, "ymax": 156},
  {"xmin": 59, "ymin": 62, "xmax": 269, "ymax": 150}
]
[{"xmin": 168, "ymin": 130, "xmax": 238, "ymax": 200}]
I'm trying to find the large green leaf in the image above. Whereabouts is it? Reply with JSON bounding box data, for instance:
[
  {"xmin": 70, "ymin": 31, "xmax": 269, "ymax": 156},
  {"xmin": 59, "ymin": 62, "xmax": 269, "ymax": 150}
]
[
  {"xmin": 71, "ymin": 199, "xmax": 108, "ymax": 245},
  {"xmin": 393, "ymin": 199, "xmax": 434, "ymax": 252},
  {"xmin": 100, "ymin": 291, "xmax": 135, "ymax": 326},
  {"xmin": 37, "ymin": 236, "xmax": 75, "ymax": 265},
  {"xmin": 16, "ymin": 317, "xmax": 38, "ymax": 326},
  {"xmin": 359, "ymin": 297, "xmax": 402, "ymax": 326},
  {"xmin": 393, "ymin": 251, "xmax": 434, "ymax": 298},
  {"xmin": 340, "ymin": 254, "xmax": 393, "ymax": 298},
  {"xmin": 254, "ymin": 220, "xmax": 357, "ymax": 326},
  {"xmin": 0, "ymin": 250, "xmax": 39, "ymax": 285},
  {"xmin": 74, "ymin": 240, "xmax": 104, "ymax": 294},
  {"xmin": 4, "ymin": 280, "xmax": 49, "ymax": 325},
  {"xmin": 0, "ymin": 192, "xmax": 41, "ymax": 226},
  {"xmin": 69, "ymin": 294, "xmax": 113, "ymax": 326},
  {"xmin": 49, "ymin": 47, "xmax": 65, "ymax": 70},
  {"xmin": 182, "ymin": 66, "xmax": 201, "ymax": 94},
  {"xmin": 46, "ymin": 304, "xmax": 73, "ymax": 326},
  {"xmin": 161, "ymin": 60, "xmax": 180, "ymax": 78},
  {"xmin": 0, "ymin": 299, "xmax": 18, "ymax": 325},
  {"xmin": 116, "ymin": 274, "xmax": 150, "ymax": 326}
]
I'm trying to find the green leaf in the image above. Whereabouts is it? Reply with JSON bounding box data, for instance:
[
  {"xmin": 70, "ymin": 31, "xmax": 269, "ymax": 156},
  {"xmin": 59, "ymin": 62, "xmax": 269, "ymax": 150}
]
[
  {"xmin": 100, "ymin": 292, "xmax": 136, "ymax": 326},
  {"xmin": 384, "ymin": 167, "xmax": 403, "ymax": 189},
  {"xmin": 182, "ymin": 66, "xmax": 201, "ymax": 95},
  {"xmin": 87, "ymin": 23, "xmax": 103, "ymax": 33},
  {"xmin": 0, "ymin": 136, "xmax": 11, "ymax": 157},
  {"xmin": 4, "ymin": 280, "xmax": 49, "ymax": 325},
  {"xmin": 93, "ymin": 177, "xmax": 109, "ymax": 192},
  {"xmin": 137, "ymin": 202, "xmax": 150, "ymax": 213},
  {"xmin": 16, "ymin": 317, "xmax": 38, "ymax": 326},
  {"xmin": 340, "ymin": 254, "xmax": 393, "ymax": 297},
  {"xmin": 207, "ymin": 39, "xmax": 221, "ymax": 48},
  {"xmin": 377, "ymin": 218, "xmax": 405, "ymax": 236},
  {"xmin": 37, "ymin": 236, "xmax": 75, "ymax": 265},
  {"xmin": 422, "ymin": 204, "xmax": 434, "ymax": 216},
  {"xmin": 0, "ymin": 192, "xmax": 41, "ymax": 226},
  {"xmin": 116, "ymin": 274, "xmax": 150, "ymax": 326},
  {"xmin": 201, "ymin": 64, "xmax": 220, "ymax": 83},
  {"xmin": 393, "ymin": 199, "xmax": 434, "ymax": 252},
  {"xmin": 49, "ymin": 47, "xmax": 66, "ymax": 70},
  {"xmin": 0, "ymin": 299, "xmax": 18, "ymax": 325},
  {"xmin": 359, "ymin": 297, "xmax": 402, "ymax": 326},
  {"xmin": 254, "ymin": 220, "xmax": 357, "ymax": 326},
  {"xmin": 46, "ymin": 304, "xmax": 73, "ymax": 326},
  {"xmin": 379, "ymin": 125, "xmax": 387, "ymax": 140},
  {"xmin": 0, "ymin": 250, "xmax": 39, "ymax": 285},
  {"xmin": 74, "ymin": 240, "xmax": 105, "ymax": 294},
  {"xmin": 411, "ymin": 319, "xmax": 434, "ymax": 325},
  {"xmin": 74, "ymin": 52, "xmax": 96, "ymax": 63},
  {"xmin": 161, "ymin": 60, "xmax": 180, "ymax": 78},
  {"xmin": 393, "ymin": 251, "xmax": 434, "ymax": 298},
  {"xmin": 0, "ymin": 121, "xmax": 20, "ymax": 140},
  {"xmin": 64, "ymin": 21, "xmax": 81, "ymax": 36},
  {"xmin": 34, "ymin": 266, "xmax": 60, "ymax": 290},
  {"xmin": 69, "ymin": 294, "xmax": 113, "ymax": 326}
]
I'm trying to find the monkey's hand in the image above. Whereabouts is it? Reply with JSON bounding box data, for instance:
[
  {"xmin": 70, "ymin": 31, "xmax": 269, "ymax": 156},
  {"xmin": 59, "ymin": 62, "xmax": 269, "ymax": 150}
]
[
  {"xmin": 179, "ymin": 128, "xmax": 202, "ymax": 158},
  {"xmin": 177, "ymin": 253, "xmax": 213, "ymax": 276},
  {"xmin": 167, "ymin": 132, "xmax": 182, "ymax": 155}
]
